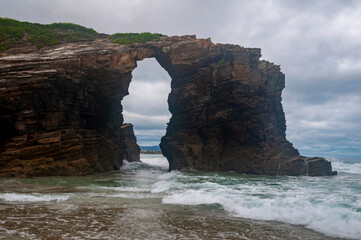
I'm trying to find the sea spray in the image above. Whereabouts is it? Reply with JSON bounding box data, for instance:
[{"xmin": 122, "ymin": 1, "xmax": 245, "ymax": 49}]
[
  {"xmin": 330, "ymin": 158, "xmax": 361, "ymax": 175},
  {"xmin": 302, "ymin": 159, "xmax": 309, "ymax": 176}
]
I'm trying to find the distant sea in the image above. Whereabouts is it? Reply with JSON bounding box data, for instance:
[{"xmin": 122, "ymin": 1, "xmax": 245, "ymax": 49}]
[
  {"xmin": 140, "ymin": 145, "xmax": 161, "ymax": 152},
  {"xmin": 0, "ymin": 154, "xmax": 360, "ymax": 239}
]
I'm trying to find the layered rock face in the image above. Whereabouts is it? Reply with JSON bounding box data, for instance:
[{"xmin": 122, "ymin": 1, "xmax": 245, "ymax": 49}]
[
  {"xmin": 121, "ymin": 123, "xmax": 140, "ymax": 162},
  {"xmin": 0, "ymin": 35, "xmax": 334, "ymax": 177},
  {"xmin": 0, "ymin": 39, "xmax": 130, "ymax": 177},
  {"xmin": 156, "ymin": 38, "xmax": 334, "ymax": 176}
]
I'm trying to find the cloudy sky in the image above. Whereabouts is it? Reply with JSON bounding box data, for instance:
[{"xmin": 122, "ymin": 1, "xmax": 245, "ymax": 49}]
[{"xmin": 1, "ymin": 0, "xmax": 360, "ymax": 158}]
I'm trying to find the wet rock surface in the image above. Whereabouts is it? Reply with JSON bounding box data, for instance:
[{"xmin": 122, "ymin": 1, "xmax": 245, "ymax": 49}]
[
  {"xmin": 121, "ymin": 123, "xmax": 140, "ymax": 162},
  {"xmin": 0, "ymin": 35, "xmax": 334, "ymax": 177}
]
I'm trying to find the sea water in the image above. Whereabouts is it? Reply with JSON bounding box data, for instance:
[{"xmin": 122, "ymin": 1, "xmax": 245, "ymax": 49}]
[{"xmin": 0, "ymin": 154, "xmax": 360, "ymax": 240}]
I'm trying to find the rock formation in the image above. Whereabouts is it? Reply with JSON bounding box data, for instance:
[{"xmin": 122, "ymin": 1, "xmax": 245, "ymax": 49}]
[
  {"xmin": 121, "ymin": 123, "xmax": 140, "ymax": 162},
  {"xmin": 0, "ymin": 35, "xmax": 335, "ymax": 177}
]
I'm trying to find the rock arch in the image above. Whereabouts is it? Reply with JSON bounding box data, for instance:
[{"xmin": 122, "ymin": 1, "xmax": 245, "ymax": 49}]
[{"xmin": 0, "ymin": 36, "xmax": 334, "ymax": 177}]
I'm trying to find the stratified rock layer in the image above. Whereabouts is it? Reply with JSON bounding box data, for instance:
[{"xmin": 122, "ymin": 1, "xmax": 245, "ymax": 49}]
[
  {"xmin": 0, "ymin": 35, "xmax": 334, "ymax": 177},
  {"xmin": 121, "ymin": 123, "xmax": 140, "ymax": 162}
]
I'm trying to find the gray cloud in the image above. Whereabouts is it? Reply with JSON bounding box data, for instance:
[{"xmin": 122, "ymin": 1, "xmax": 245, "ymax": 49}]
[
  {"xmin": 122, "ymin": 58, "xmax": 171, "ymax": 139},
  {"xmin": 134, "ymin": 129, "xmax": 167, "ymax": 146},
  {"xmin": 1, "ymin": 0, "xmax": 360, "ymax": 157}
]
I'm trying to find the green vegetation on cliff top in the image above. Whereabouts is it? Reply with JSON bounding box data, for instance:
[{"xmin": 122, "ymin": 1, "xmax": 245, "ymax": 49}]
[
  {"xmin": 109, "ymin": 32, "xmax": 166, "ymax": 45},
  {"xmin": 0, "ymin": 17, "xmax": 97, "ymax": 50},
  {"xmin": 0, "ymin": 18, "xmax": 166, "ymax": 51}
]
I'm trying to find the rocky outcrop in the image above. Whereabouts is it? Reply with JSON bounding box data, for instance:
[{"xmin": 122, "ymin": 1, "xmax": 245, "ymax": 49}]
[
  {"xmin": 121, "ymin": 123, "xmax": 140, "ymax": 162},
  {"xmin": 0, "ymin": 35, "xmax": 335, "ymax": 177},
  {"xmin": 0, "ymin": 39, "xmax": 131, "ymax": 177}
]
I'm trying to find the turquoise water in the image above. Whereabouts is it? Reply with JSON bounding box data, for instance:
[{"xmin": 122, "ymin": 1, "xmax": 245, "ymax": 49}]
[{"xmin": 0, "ymin": 154, "xmax": 360, "ymax": 239}]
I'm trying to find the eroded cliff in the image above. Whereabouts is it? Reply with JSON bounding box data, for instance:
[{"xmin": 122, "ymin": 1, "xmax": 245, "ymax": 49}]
[{"xmin": 0, "ymin": 34, "xmax": 335, "ymax": 177}]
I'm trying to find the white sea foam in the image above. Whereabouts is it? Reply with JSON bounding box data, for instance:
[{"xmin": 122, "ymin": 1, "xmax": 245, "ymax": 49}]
[
  {"xmin": 151, "ymin": 171, "xmax": 197, "ymax": 193},
  {"xmin": 331, "ymin": 160, "xmax": 361, "ymax": 175},
  {"xmin": 3, "ymin": 229, "xmax": 37, "ymax": 240},
  {"xmin": 151, "ymin": 180, "xmax": 174, "ymax": 193},
  {"xmin": 160, "ymin": 172, "xmax": 361, "ymax": 239},
  {"xmin": 121, "ymin": 155, "xmax": 169, "ymax": 171},
  {"xmin": 140, "ymin": 154, "xmax": 169, "ymax": 170},
  {"xmin": 0, "ymin": 193, "xmax": 69, "ymax": 202},
  {"xmin": 111, "ymin": 193, "xmax": 155, "ymax": 199},
  {"xmin": 87, "ymin": 192, "xmax": 154, "ymax": 199},
  {"xmin": 101, "ymin": 186, "xmax": 150, "ymax": 192},
  {"xmin": 120, "ymin": 160, "xmax": 149, "ymax": 171}
]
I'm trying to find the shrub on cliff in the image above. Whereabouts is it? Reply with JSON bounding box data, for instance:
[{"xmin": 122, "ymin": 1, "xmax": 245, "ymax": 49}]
[
  {"xmin": 110, "ymin": 32, "xmax": 166, "ymax": 44},
  {"xmin": 217, "ymin": 58, "xmax": 227, "ymax": 66},
  {"xmin": 0, "ymin": 17, "xmax": 97, "ymax": 50}
]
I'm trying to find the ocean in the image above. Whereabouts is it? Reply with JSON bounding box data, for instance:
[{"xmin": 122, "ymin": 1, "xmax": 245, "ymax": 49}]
[{"xmin": 0, "ymin": 154, "xmax": 360, "ymax": 240}]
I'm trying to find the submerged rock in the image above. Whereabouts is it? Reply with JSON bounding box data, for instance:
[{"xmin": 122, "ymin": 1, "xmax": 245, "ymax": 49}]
[{"xmin": 0, "ymin": 34, "xmax": 334, "ymax": 177}]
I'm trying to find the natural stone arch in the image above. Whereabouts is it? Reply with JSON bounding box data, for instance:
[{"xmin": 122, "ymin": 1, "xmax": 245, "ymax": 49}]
[
  {"xmin": 121, "ymin": 57, "xmax": 171, "ymax": 161},
  {"xmin": 0, "ymin": 36, "xmax": 334, "ymax": 177}
]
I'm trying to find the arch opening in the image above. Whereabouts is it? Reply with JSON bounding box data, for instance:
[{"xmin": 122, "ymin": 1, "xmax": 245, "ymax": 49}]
[{"xmin": 122, "ymin": 58, "xmax": 171, "ymax": 169}]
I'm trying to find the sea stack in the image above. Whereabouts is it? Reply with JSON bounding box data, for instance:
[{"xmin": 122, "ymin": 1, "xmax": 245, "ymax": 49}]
[{"xmin": 121, "ymin": 123, "xmax": 141, "ymax": 163}]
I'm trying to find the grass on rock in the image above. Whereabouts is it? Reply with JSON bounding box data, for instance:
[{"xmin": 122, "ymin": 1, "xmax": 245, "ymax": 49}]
[
  {"xmin": 0, "ymin": 17, "xmax": 97, "ymax": 50},
  {"xmin": 110, "ymin": 32, "xmax": 166, "ymax": 45},
  {"xmin": 0, "ymin": 18, "xmax": 167, "ymax": 51}
]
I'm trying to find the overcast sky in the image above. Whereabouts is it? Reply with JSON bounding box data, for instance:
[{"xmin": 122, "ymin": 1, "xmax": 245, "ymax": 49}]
[{"xmin": 1, "ymin": 0, "xmax": 360, "ymax": 157}]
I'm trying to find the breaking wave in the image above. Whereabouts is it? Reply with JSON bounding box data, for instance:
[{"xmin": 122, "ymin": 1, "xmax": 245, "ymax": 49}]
[
  {"xmin": 0, "ymin": 193, "xmax": 69, "ymax": 202},
  {"xmin": 156, "ymin": 164, "xmax": 361, "ymax": 239}
]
